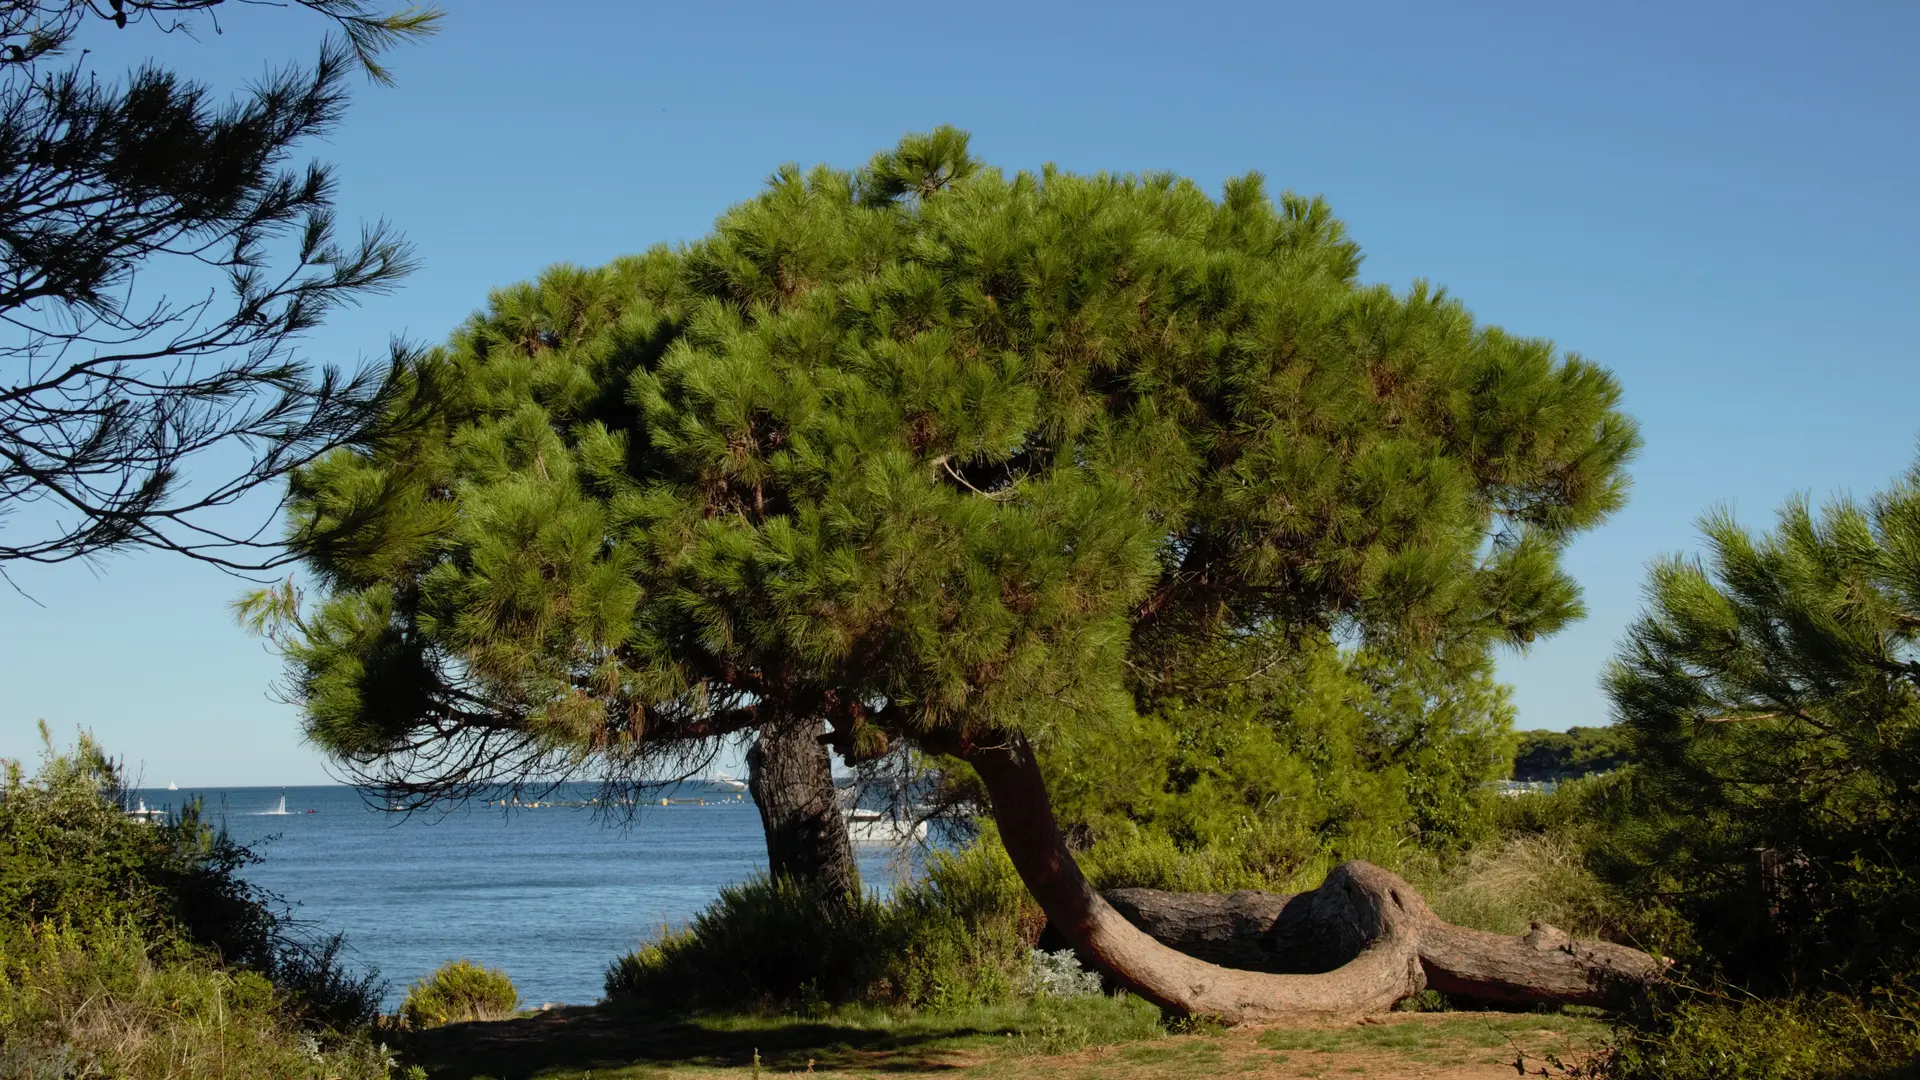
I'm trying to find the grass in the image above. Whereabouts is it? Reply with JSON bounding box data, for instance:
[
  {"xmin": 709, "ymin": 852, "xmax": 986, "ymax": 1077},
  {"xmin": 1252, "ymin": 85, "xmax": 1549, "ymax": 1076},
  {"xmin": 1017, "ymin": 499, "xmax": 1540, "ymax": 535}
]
[
  {"xmin": 402, "ymin": 1000, "xmax": 1612, "ymax": 1079},
  {"xmin": 1257, "ymin": 1012, "xmax": 1610, "ymax": 1068},
  {"xmin": 1408, "ymin": 834, "xmax": 1622, "ymax": 940}
]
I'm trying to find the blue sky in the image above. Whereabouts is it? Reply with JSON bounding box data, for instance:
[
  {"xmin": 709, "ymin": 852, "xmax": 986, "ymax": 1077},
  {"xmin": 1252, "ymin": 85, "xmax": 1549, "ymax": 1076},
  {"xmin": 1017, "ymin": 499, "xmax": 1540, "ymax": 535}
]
[{"xmin": 3, "ymin": 1, "xmax": 1916, "ymax": 785}]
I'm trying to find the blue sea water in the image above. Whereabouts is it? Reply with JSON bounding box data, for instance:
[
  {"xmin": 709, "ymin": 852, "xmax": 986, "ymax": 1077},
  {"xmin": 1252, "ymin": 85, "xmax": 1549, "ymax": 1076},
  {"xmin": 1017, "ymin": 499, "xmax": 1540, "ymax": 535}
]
[{"xmin": 130, "ymin": 783, "xmax": 917, "ymax": 1009}]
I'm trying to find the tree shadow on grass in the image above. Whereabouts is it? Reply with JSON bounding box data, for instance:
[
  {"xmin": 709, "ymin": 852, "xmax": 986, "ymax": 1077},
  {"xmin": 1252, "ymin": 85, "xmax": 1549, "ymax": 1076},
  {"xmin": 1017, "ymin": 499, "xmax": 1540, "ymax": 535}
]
[{"xmin": 402, "ymin": 1004, "xmax": 993, "ymax": 1078}]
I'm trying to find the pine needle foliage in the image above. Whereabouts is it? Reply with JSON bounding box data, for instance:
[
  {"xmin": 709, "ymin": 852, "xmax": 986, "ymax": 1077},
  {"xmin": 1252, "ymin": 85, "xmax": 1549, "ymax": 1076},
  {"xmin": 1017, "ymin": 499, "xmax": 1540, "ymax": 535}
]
[
  {"xmin": 1604, "ymin": 459, "xmax": 1920, "ymax": 986},
  {"xmin": 257, "ymin": 128, "xmax": 1638, "ymax": 809},
  {"xmin": 0, "ymin": 1, "xmax": 440, "ymax": 569}
]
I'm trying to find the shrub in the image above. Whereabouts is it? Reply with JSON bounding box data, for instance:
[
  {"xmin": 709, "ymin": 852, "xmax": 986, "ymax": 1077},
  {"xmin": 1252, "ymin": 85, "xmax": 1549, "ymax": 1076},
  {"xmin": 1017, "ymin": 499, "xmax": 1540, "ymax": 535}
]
[
  {"xmin": 1027, "ymin": 949, "xmax": 1103, "ymax": 998},
  {"xmin": 0, "ymin": 727, "xmax": 396, "ymax": 1080},
  {"xmin": 0, "ymin": 728, "xmax": 274, "ymax": 954},
  {"xmin": 0, "ymin": 919, "xmax": 408, "ymax": 1080},
  {"xmin": 881, "ymin": 837, "xmax": 1040, "ymax": 1009},
  {"xmin": 276, "ymin": 931, "xmax": 390, "ymax": 1033},
  {"xmin": 0, "ymin": 726, "xmax": 386, "ymax": 1032},
  {"xmin": 607, "ymin": 875, "xmax": 892, "ymax": 1012},
  {"xmin": 1489, "ymin": 770, "xmax": 1620, "ymax": 840},
  {"xmin": 399, "ymin": 960, "xmax": 520, "ymax": 1029},
  {"xmin": 1027, "ymin": 641, "xmax": 1518, "ymax": 901},
  {"xmin": 1600, "ymin": 982, "xmax": 1920, "ymax": 1080},
  {"xmin": 608, "ymin": 837, "xmax": 1042, "ymax": 1012},
  {"xmin": 1078, "ymin": 825, "xmax": 1278, "ymax": 894}
]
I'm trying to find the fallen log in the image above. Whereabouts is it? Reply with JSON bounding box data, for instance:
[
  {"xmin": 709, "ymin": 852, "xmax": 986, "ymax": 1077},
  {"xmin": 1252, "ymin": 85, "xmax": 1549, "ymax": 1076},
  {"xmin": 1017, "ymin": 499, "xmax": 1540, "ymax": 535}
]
[
  {"xmin": 964, "ymin": 736, "xmax": 1664, "ymax": 1023},
  {"xmin": 1106, "ymin": 873, "xmax": 1665, "ymax": 1010}
]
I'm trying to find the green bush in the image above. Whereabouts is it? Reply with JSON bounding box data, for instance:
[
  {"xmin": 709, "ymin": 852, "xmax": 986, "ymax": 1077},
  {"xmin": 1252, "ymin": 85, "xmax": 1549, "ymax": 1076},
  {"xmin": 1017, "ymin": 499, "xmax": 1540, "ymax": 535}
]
[
  {"xmin": 0, "ymin": 726, "xmax": 385, "ymax": 1032},
  {"xmin": 1412, "ymin": 833, "xmax": 1624, "ymax": 940},
  {"xmin": 0, "ymin": 727, "xmax": 274, "ymax": 951},
  {"xmin": 1077, "ymin": 824, "xmax": 1280, "ymax": 893},
  {"xmin": 608, "ymin": 837, "xmax": 1041, "ymax": 1012},
  {"xmin": 399, "ymin": 960, "xmax": 520, "ymax": 1028},
  {"xmin": 881, "ymin": 837, "xmax": 1040, "ymax": 1009},
  {"xmin": 1489, "ymin": 770, "xmax": 1621, "ymax": 840},
  {"xmin": 0, "ymin": 730, "xmax": 399, "ymax": 1076},
  {"xmin": 0, "ymin": 919, "xmax": 408, "ymax": 1080},
  {"xmin": 1600, "ymin": 983, "xmax": 1920, "ymax": 1080},
  {"xmin": 1035, "ymin": 640, "xmax": 1517, "ymax": 898},
  {"xmin": 1603, "ymin": 472, "xmax": 1920, "ymax": 987},
  {"xmin": 607, "ymin": 875, "xmax": 893, "ymax": 1011}
]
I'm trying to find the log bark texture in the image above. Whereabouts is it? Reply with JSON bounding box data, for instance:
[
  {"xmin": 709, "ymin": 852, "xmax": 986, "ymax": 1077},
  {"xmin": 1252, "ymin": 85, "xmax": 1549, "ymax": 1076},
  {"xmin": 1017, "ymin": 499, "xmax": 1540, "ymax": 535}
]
[
  {"xmin": 1105, "ymin": 887, "xmax": 1665, "ymax": 1009},
  {"xmin": 746, "ymin": 715, "xmax": 857, "ymax": 902},
  {"xmin": 962, "ymin": 736, "xmax": 1662, "ymax": 1024}
]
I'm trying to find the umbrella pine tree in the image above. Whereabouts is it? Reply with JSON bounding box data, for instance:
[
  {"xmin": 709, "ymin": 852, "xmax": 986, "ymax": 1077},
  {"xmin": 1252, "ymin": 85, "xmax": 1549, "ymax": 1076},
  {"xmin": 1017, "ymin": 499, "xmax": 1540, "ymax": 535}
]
[{"xmin": 257, "ymin": 129, "xmax": 1658, "ymax": 1019}]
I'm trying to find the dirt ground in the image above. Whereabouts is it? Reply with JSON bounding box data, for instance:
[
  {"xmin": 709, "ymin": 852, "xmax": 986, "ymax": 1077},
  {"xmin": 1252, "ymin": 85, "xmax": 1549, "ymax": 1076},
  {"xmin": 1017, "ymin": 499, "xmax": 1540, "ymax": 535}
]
[
  {"xmin": 1037, "ymin": 1014, "xmax": 1601, "ymax": 1079},
  {"xmin": 405, "ymin": 1006, "xmax": 1606, "ymax": 1079}
]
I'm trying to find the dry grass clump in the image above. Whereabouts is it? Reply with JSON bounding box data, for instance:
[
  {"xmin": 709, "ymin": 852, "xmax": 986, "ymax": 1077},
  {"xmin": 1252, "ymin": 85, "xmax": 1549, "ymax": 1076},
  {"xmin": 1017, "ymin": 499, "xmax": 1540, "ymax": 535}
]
[{"xmin": 1414, "ymin": 832, "xmax": 1623, "ymax": 940}]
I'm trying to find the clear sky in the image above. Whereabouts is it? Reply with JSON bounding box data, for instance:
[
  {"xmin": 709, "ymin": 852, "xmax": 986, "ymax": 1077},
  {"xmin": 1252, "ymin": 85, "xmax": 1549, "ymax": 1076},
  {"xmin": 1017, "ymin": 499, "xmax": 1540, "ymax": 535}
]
[{"xmin": 3, "ymin": 1, "xmax": 1916, "ymax": 786}]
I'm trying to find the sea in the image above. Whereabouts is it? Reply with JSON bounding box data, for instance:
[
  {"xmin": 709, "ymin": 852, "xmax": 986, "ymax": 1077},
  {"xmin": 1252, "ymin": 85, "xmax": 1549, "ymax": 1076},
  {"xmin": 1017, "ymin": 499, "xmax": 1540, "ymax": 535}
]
[{"xmin": 127, "ymin": 783, "xmax": 922, "ymax": 1009}]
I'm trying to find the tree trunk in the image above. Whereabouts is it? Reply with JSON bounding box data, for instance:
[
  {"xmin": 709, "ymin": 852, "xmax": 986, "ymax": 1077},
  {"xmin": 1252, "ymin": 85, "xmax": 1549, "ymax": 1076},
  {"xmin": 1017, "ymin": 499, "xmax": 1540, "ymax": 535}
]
[
  {"xmin": 1105, "ymin": 888, "xmax": 1665, "ymax": 1010},
  {"xmin": 747, "ymin": 715, "xmax": 857, "ymax": 903},
  {"xmin": 963, "ymin": 736, "xmax": 1662, "ymax": 1023}
]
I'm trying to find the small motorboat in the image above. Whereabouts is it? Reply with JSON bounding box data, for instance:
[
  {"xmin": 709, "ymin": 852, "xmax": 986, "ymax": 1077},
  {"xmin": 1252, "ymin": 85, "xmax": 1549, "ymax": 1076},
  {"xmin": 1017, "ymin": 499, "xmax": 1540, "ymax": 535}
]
[{"xmin": 843, "ymin": 807, "xmax": 928, "ymax": 845}]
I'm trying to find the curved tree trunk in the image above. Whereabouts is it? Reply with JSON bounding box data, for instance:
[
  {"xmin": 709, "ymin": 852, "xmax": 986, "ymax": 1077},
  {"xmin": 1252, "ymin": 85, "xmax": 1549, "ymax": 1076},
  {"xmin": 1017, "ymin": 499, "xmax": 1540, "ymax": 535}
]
[
  {"xmin": 963, "ymin": 737, "xmax": 1661, "ymax": 1023},
  {"xmin": 747, "ymin": 715, "xmax": 857, "ymax": 903},
  {"xmin": 1105, "ymin": 888, "xmax": 1665, "ymax": 1009}
]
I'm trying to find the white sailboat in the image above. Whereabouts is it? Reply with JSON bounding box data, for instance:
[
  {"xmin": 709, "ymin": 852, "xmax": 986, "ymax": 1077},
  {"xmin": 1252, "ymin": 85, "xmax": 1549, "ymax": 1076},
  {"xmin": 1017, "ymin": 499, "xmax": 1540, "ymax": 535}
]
[{"xmin": 166, "ymin": 781, "xmax": 177, "ymax": 791}]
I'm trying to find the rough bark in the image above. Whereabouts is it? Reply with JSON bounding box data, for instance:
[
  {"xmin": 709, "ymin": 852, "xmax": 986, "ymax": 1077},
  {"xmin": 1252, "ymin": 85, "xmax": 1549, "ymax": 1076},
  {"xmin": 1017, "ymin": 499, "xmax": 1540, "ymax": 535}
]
[
  {"xmin": 966, "ymin": 737, "xmax": 1426, "ymax": 1022},
  {"xmin": 963, "ymin": 736, "xmax": 1662, "ymax": 1023},
  {"xmin": 746, "ymin": 716, "xmax": 857, "ymax": 903},
  {"xmin": 1106, "ymin": 887, "xmax": 1665, "ymax": 1010}
]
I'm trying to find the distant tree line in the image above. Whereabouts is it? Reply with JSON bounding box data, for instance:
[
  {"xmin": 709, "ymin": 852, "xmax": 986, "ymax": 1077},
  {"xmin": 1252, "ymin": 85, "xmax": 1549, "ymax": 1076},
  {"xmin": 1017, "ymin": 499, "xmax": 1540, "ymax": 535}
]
[{"xmin": 1510, "ymin": 725, "xmax": 1632, "ymax": 782}]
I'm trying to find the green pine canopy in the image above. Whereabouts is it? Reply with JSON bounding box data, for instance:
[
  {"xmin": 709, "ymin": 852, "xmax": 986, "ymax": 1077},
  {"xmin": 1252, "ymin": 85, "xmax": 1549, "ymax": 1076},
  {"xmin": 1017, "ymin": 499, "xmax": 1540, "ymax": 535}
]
[{"xmin": 265, "ymin": 127, "xmax": 1638, "ymax": 806}]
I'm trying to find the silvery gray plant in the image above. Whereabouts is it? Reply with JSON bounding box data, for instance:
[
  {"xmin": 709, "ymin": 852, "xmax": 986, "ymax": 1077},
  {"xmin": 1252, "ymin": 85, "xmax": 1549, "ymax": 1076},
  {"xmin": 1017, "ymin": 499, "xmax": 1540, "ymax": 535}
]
[{"xmin": 1027, "ymin": 948, "xmax": 1103, "ymax": 998}]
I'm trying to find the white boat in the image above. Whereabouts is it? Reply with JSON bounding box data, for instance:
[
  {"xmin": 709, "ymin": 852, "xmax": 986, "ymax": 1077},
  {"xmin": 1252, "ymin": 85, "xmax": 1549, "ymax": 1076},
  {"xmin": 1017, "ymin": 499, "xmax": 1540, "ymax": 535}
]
[
  {"xmin": 703, "ymin": 773, "xmax": 748, "ymax": 792},
  {"xmin": 166, "ymin": 781, "xmax": 177, "ymax": 791},
  {"xmin": 125, "ymin": 798, "xmax": 167, "ymax": 823},
  {"xmin": 843, "ymin": 807, "xmax": 927, "ymax": 845}
]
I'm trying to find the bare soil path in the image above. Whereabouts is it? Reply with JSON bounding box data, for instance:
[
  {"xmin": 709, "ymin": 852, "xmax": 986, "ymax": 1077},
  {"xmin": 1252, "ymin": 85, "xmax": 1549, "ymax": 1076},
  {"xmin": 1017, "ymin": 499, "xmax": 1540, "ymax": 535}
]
[{"xmin": 404, "ymin": 1006, "xmax": 1608, "ymax": 1079}]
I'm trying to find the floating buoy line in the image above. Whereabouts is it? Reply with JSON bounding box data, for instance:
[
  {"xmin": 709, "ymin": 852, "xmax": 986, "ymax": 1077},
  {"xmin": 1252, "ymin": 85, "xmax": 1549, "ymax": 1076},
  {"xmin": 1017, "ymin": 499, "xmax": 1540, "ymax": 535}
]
[{"xmin": 487, "ymin": 794, "xmax": 749, "ymax": 809}]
